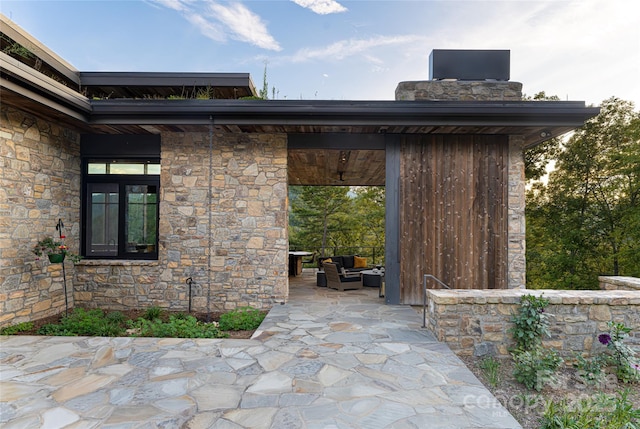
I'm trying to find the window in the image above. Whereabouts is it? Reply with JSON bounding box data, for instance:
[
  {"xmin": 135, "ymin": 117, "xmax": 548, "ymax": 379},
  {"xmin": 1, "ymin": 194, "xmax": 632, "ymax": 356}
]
[{"xmin": 83, "ymin": 160, "xmax": 160, "ymax": 259}]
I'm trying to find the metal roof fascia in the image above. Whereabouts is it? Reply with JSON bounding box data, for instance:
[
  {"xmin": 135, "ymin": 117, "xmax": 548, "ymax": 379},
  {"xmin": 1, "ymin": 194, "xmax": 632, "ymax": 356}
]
[
  {"xmin": 0, "ymin": 13, "xmax": 80, "ymax": 85},
  {"xmin": 88, "ymin": 99, "xmax": 599, "ymax": 128},
  {"xmin": 1, "ymin": 52, "xmax": 92, "ymax": 113}
]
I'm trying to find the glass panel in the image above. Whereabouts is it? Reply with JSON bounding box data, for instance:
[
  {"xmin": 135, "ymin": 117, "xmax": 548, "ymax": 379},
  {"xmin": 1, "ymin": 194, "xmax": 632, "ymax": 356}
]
[
  {"xmin": 125, "ymin": 185, "xmax": 158, "ymax": 253},
  {"xmin": 88, "ymin": 183, "xmax": 118, "ymax": 255},
  {"xmin": 146, "ymin": 164, "xmax": 161, "ymax": 175},
  {"xmin": 88, "ymin": 163, "xmax": 107, "ymax": 174},
  {"xmin": 110, "ymin": 163, "xmax": 145, "ymax": 175}
]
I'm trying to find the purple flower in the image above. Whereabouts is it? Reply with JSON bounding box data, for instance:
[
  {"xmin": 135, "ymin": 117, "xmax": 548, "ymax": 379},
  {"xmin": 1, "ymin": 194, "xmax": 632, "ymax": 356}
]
[{"xmin": 598, "ymin": 333, "xmax": 612, "ymax": 345}]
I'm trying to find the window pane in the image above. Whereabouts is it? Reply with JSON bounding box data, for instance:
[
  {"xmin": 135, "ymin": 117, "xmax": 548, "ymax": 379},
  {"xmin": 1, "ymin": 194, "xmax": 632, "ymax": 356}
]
[
  {"xmin": 88, "ymin": 163, "xmax": 107, "ymax": 174},
  {"xmin": 110, "ymin": 163, "xmax": 145, "ymax": 175},
  {"xmin": 87, "ymin": 183, "xmax": 118, "ymax": 256},
  {"xmin": 125, "ymin": 185, "xmax": 158, "ymax": 253},
  {"xmin": 147, "ymin": 164, "xmax": 161, "ymax": 175}
]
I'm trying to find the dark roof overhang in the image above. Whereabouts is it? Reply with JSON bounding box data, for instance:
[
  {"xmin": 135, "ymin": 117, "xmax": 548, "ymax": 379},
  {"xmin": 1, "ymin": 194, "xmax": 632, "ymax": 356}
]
[
  {"xmin": 78, "ymin": 72, "xmax": 257, "ymax": 100},
  {"xmin": 87, "ymin": 98, "xmax": 600, "ymax": 148}
]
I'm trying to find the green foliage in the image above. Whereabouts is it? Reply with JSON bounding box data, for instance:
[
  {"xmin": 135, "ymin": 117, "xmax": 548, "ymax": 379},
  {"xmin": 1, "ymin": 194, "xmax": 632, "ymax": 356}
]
[
  {"xmin": 599, "ymin": 321, "xmax": 640, "ymax": 384},
  {"xmin": 508, "ymin": 294, "xmax": 551, "ymax": 351},
  {"xmin": 523, "ymin": 92, "xmax": 563, "ymax": 181},
  {"xmin": 289, "ymin": 185, "xmax": 385, "ymax": 265},
  {"xmin": 128, "ymin": 315, "xmax": 227, "ymax": 338},
  {"xmin": 512, "ymin": 347, "xmax": 563, "ymax": 391},
  {"xmin": 0, "ymin": 322, "xmax": 34, "ymax": 335},
  {"xmin": 540, "ymin": 390, "xmax": 640, "ymax": 429},
  {"xmin": 37, "ymin": 308, "xmax": 126, "ymax": 337},
  {"xmin": 526, "ymin": 97, "xmax": 640, "ymax": 289},
  {"xmin": 573, "ymin": 353, "xmax": 606, "ymax": 385},
  {"xmin": 142, "ymin": 306, "xmax": 163, "ymax": 321},
  {"xmin": 218, "ymin": 307, "xmax": 266, "ymax": 331},
  {"xmin": 478, "ymin": 356, "xmax": 501, "ymax": 388}
]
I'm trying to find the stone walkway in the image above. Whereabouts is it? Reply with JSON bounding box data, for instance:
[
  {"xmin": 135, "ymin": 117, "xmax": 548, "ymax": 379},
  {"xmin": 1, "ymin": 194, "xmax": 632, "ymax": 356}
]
[{"xmin": 0, "ymin": 273, "xmax": 521, "ymax": 428}]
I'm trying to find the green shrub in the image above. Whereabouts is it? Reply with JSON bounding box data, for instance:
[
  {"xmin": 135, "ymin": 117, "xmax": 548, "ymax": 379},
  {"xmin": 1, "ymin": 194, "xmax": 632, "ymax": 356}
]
[
  {"xmin": 142, "ymin": 306, "xmax": 163, "ymax": 321},
  {"xmin": 573, "ymin": 353, "xmax": 606, "ymax": 385},
  {"xmin": 509, "ymin": 294, "xmax": 550, "ymax": 351},
  {"xmin": 512, "ymin": 346, "xmax": 563, "ymax": 391},
  {"xmin": 598, "ymin": 321, "xmax": 640, "ymax": 384},
  {"xmin": 478, "ymin": 356, "xmax": 501, "ymax": 388},
  {"xmin": 128, "ymin": 315, "xmax": 227, "ymax": 339},
  {"xmin": 540, "ymin": 389, "xmax": 640, "ymax": 429},
  {"xmin": 219, "ymin": 307, "xmax": 266, "ymax": 331},
  {"xmin": 37, "ymin": 308, "xmax": 125, "ymax": 337},
  {"xmin": 0, "ymin": 322, "xmax": 34, "ymax": 335}
]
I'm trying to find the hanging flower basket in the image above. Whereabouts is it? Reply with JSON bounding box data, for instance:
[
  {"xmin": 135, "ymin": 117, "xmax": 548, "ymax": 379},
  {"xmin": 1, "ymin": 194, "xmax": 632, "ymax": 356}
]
[
  {"xmin": 48, "ymin": 253, "xmax": 66, "ymax": 263},
  {"xmin": 33, "ymin": 236, "xmax": 81, "ymax": 263}
]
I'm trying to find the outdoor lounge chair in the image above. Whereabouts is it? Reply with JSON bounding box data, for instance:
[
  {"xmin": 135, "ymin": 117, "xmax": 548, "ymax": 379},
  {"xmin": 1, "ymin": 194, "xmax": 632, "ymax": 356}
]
[{"xmin": 323, "ymin": 262, "xmax": 363, "ymax": 291}]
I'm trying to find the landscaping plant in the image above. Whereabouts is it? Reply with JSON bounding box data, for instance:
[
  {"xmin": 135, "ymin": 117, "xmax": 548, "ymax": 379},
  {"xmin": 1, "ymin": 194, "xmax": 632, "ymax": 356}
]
[
  {"xmin": 37, "ymin": 308, "xmax": 126, "ymax": 337},
  {"xmin": 508, "ymin": 294, "xmax": 551, "ymax": 351},
  {"xmin": 219, "ymin": 306, "xmax": 266, "ymax": 331},
  {"xmin": 573, "ymin": 353, "xmax": 606, "ymax": 385},
  {"xmin": 540, "ymin": 389, "xmax": 640, "ymax": 429},
  {"xmin": 598, "ymin": 321, "xmax": 640, "ymax": 384},
  {"xmin": 478, "ymin": 356, "xmax": 501, "ymax": 388},
  {"xmin": 128, "ymin": 315, "xmax": 227, "ymax": 339},
  {"xmin": 509, "ymin": 294, "xmax": 563, "ymax": 391}
]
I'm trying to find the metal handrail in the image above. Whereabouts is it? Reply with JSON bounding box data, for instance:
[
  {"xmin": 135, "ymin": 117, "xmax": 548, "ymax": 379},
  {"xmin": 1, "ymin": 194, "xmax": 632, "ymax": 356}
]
[{"xmin": 422, "ymin": 274, "xmax": 451, "ymax": 328}]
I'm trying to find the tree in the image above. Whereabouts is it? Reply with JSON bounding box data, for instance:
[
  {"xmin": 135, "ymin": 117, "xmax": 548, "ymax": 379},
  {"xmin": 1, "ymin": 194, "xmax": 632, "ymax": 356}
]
[
  {"xmin": 289, "ymin": 186, "xmax": 353, "ymax": 257},
  {"xmin": 524, "ymin": 92, "xmax": 563, "ymax": 181},
  {"xmin": 526, "ymin": 97, "xmax": 640, "ymax": 289}
]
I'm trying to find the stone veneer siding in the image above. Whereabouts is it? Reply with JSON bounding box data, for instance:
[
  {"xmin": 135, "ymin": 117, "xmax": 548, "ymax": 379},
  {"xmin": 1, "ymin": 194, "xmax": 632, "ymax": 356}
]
[
  {"xmin": 425, "ymin": 289, "xmax": 640, "ymax": 357},
  {"xmin": 73, "ymin": 131, "xmax": 289, "ymax": 312},
  {"xmin": 395, "ymin": 81, "xmax": 523, "ymax": 102},
  {"xmin": 395, "ymin": 80, "xmax": 526, "ymax": 289},
  {"xmin": 0, "ymin": 105, "xmax": 81, "ymax": 327}
]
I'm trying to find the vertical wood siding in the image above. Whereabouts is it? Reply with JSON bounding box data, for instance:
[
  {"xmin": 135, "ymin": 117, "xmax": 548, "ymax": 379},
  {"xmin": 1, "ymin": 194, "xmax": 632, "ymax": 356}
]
[{"xmin": 399, "ymin": 135, "xmax": 508, "ymax": 304}]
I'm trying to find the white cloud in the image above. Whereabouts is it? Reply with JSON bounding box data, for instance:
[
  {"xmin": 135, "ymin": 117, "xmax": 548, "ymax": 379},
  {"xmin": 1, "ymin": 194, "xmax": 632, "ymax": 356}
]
[
  {"xmin": 286, "ymin": 35, "xmax": 424, "ymax": 63},
  {"xmin": 206, "ymin": 2, "xmax": 282, "ymax": 51},
  {"xmin": 153, "ymin": 0, "xmax": 281, "ymax": 51},
  {"xmin": 291, "ymin": 0, "xmax": 347, "ymax": 15}
]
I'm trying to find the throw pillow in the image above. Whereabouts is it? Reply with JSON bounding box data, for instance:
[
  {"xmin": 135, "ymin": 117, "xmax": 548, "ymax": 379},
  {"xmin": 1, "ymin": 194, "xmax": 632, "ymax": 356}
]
[
  {"xmin": 324, "ymin": 258, "xmax": 332, "ymax": 263},
  {"xmin": 354, "ymin": 256, "xmax": 367, "ymax": 268}
]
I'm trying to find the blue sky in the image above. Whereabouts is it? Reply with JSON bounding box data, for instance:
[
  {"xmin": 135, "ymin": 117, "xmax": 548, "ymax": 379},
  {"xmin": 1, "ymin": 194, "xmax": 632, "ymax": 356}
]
[{"xmin": 2, "ymin": 0, "xmax": 639, "ymax": 106}]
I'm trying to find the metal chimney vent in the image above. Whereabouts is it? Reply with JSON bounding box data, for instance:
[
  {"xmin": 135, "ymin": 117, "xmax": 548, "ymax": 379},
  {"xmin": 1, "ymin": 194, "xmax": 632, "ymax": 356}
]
[{"xmin": 429, "ymin": 49, "xmax": 510, "ymax": 81}]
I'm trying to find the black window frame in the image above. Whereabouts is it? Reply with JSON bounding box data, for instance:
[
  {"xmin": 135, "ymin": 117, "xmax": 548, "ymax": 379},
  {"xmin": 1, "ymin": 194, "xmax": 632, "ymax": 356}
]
[{"xmin": 81, "ymin": 157, "xmax": 160, "ymax": 260}]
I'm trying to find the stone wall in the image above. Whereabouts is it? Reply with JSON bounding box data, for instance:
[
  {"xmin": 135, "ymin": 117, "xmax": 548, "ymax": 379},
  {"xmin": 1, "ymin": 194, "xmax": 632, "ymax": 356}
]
[
  {"xmin": 599, "ymin": 276, "xmax": 640, "ymax": 291},
  {"xmin": 425, "ymin": 289, "xmax": 640, "ymax": 357},
  {"xmin": 74, "ymin": 131, "xmax": 289, "ymax": 312},
  {"xmin": 0, "ymin": 105, "xmax": 81, "ymax": 327}
]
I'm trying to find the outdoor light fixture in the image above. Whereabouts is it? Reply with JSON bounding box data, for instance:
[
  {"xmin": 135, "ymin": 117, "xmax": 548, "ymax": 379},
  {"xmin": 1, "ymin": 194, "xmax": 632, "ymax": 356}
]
[{"xmin": 540, "ymin": 130, "xmax": 552, "ymax": 138}]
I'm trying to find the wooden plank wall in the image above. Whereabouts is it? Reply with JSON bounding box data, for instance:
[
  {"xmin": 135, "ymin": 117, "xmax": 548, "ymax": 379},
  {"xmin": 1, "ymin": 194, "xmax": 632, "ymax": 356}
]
[{"xmin": 399, "ymin": 134, "xmax": 508, "ymax": 304}]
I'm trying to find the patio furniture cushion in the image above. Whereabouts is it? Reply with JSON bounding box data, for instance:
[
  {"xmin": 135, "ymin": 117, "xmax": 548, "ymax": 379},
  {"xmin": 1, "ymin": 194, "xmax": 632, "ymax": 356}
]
[{"xmin": 354, "ymin": 256, "xmax": 367, "ymax": 268}]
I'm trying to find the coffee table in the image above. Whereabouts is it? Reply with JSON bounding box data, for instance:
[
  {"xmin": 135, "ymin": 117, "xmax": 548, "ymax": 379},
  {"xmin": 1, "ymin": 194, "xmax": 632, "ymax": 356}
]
[{"xmin": 360, "ymin": 269, "xmax": 385, "ymax": 297}]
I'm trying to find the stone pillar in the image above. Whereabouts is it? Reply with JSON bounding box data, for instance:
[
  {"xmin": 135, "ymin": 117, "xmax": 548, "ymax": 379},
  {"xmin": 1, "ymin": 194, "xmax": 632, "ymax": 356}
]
[{"xmin": 508, "ymin": 135, "xmax": 526, "ymax": 289}]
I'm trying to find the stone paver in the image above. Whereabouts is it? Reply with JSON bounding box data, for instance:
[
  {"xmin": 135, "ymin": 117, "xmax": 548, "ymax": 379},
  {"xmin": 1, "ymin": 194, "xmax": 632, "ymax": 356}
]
[{"xmin": 0, "ymin": 273, "xmax": 521, "ymax": 428}]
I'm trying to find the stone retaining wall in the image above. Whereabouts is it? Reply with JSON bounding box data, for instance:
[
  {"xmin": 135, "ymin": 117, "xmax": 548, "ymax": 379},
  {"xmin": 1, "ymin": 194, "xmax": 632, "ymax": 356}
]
[
  {"xmin": 599, "ymin": 276, "xmax": 640, "ymax": 291},
  {"xmin": 0, "ymin": 106, "xmax": 81, "ymax": 327},
  {"xmin": 425, "ymin": 288, "xmax": 640, "ymax": 357}
]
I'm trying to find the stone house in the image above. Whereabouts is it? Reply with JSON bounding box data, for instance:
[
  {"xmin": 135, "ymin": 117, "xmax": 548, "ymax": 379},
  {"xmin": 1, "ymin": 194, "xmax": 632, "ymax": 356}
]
[{"xmin": 0, "ymin": 15, "xmax": 599, "ymax": 327}]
